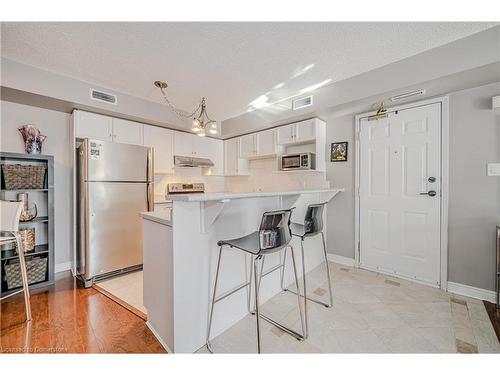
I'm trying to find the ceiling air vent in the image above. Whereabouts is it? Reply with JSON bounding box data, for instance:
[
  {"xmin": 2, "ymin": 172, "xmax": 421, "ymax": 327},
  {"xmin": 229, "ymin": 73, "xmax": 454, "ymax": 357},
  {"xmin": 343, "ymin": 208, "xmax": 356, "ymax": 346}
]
[
  {"xmin": 90, "ymin": 89, "xmax": 117, "ymax": 105},
  {"xmin": 292, "ymin": 95, "xmax": 313, "ymax": 111}
]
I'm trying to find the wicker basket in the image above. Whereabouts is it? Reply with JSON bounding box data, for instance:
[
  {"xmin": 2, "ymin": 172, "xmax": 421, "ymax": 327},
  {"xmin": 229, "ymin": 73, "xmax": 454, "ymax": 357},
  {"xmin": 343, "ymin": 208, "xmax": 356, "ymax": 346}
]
[
  {"xmin": 18, "ymin": 228, "xmax": 35, "ymax": 253},
  {"xmin": 1, "ymin": 164, "xmax": 46, "ymax": 189},
  {"xmin": 4, "ymin": 257, "xmax": 47, "ymax": 289}
]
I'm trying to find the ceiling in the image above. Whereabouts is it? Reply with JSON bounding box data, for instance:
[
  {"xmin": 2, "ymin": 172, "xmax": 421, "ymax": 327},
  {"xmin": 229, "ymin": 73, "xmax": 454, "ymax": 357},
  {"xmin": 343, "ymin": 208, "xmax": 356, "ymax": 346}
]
[{"xmin": 1, "ymin": 22, "xmax": 497, "ymax": 120}]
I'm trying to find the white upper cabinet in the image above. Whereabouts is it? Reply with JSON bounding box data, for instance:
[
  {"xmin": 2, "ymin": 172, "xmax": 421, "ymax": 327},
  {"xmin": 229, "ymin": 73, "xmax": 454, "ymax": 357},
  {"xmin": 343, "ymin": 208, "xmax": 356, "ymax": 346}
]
[
  {"xmin": 276, "ymin": 124, "xmax": 295, "ymax": 145},
  {"xmin": 74, "ymin": 110, "xmax": 144, "ymax": 145},
  {"xmin": 75, "ymin": 110, "xmax": 113, "ymax": 141},
  {"xmin": 239, "ymin": 134, "xmax": 257, "ymax": 159},
  {"xmin": 295, "ymin": 119, "xmax": 316, "ymax": 142},
  {"xmin": 255, "ymin": 128, "xmax": 277, "ymax": 157},
  {"xmin": 173, "ymin": 131, "xmax": 195, "ymax": 157},
  {"xmin": 112, "ymin": 118, "xmax": 144, "ymax": 145},
  {"xmin": 143, "ymin": 125, "xmax": 174, "ymax": 174},
  {"xmin": 276, "ymin": 118, "xmax": 316, "ymax": 145},
  {"xmin": 239, "ymin": 129, "xmax": 279, "ymax": 159},
  {"xmin": 197, "ymin": 137, "xmax": 223, "ymax": 176},
  {"xmin": 173, "ymin": 131, "xmax": 223, "ymax": 175},
  {"xmin": 224, "ymin": 138, "xmax": 249, "ymax": 176}
]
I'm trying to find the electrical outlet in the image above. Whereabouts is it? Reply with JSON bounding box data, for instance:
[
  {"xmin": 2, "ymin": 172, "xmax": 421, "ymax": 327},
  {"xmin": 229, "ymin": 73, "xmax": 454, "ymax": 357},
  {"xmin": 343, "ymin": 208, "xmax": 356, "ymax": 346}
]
[{"xmin": 487, "ymin": 163, "xmax": 500, "ymax": 176}]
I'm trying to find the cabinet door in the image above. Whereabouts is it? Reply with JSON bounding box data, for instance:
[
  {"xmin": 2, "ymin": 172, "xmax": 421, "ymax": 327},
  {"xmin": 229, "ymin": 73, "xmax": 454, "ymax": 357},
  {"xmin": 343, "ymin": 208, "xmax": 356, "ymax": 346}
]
[
  {"xmin": 112, "ymin": 118, "xmax": 144, "ymax": 145},
  {"xmin": 75, "ymin": 111, "xmax": 113, "ymax": 141},
  {"xmin": 224, "ymin": 138, "xmax": 239, "ymax": 175},
  {"xmin": 276, "ymin": 124, "xmax": 295, "ymax": 145},
  {"xmin": 256, "ymin": 129, "xmax": 276, "ymax": 156},
  {"xmin": 143, "ymin": 125, "xmax": 173, "ymax": 174},
  {"xmin": 199, "ymin": 137, "xmax": 223, "ymax": 175},
  {"xmin": 173, "ymin": 131, "xmax": 195, "ymax": 157},
  {"xmin": 239, "ymin": 134, "xmax": 256, "ymax": 158},
  {"xmin": 295, "ymin": 119, "xmax": 316, "ymax": 142}
]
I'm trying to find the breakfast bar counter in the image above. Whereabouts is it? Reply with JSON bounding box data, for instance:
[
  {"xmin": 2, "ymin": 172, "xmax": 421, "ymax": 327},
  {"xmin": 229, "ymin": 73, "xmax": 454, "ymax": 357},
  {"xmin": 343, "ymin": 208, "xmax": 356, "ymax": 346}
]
[{"xmin": 141, "ymin": 188, "xmax": 343, "ymax": 353}]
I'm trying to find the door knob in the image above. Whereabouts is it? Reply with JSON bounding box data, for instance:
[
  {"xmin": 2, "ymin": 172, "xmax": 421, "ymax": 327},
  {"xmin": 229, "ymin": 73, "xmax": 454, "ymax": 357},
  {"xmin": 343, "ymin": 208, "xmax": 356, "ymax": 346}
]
[
  {"xmin": 419, "ymin": 190, "xmax": 437, "ymax": 197},
  {"xmin": 428, "ymin": 177, "xmax": 436, "ymax": 183}
]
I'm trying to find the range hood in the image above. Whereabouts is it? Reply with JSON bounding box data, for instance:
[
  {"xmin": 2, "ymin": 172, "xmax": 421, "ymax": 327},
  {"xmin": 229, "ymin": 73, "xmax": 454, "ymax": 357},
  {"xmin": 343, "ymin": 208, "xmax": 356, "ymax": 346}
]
[{"xmin": 174, "ymin": 155, "xmax": 214, "ymax": 168}]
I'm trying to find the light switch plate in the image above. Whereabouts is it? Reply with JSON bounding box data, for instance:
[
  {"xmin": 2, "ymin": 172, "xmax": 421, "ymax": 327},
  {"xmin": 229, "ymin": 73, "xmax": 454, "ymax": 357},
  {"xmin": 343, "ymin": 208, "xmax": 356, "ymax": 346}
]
[{"xmin": 487, "ymin": 163, "xmax": 500, "ymax": 176}]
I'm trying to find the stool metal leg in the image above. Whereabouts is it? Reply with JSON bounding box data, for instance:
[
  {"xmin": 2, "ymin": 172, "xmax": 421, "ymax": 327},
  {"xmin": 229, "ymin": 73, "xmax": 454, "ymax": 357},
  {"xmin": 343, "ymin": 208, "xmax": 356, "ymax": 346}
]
[
  {"xmin": 281, "ymin": 236, "xmax": 332, "ymax": 308},
  {"xmin": 289, "ymin": 245, "xmax": 306, "ymax": 339},
  {"xmin": 254, "ymin": 255, "xmax": 262, "ymax": 354},
  {"xmin": 321, "ymin": 232, "xmax": 334, "ymax": 308},
  {"xmin": 206, "ymin": 246, "xmax": 223, "ymax": 353},
  {"xmin": 16, "ymin": 234, "xmax": 32, "ymax": 322},
  {"xmin": 300, "ymin": 238, "xmax": 308, "ymax": 338}
]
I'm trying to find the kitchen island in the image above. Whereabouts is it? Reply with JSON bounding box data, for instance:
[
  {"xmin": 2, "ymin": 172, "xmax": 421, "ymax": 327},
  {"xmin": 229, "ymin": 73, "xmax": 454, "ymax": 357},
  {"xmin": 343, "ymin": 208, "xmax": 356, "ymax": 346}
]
[{"xmin": 141, "ymin": 188, "xmax": 343, "ymax": 353}]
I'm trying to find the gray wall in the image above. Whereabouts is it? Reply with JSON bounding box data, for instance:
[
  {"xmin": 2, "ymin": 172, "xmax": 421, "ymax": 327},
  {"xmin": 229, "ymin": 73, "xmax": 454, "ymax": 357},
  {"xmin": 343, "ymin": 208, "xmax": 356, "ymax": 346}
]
[
  {"xmin": 1, "ymin": 100, "xmax": 73, "ymax": 269},
  {"xmin": 448, "ymin": 83, "xmax": 500, "ymax": 290},
  {"xmin": 325, "ymin": 114, "xmax": 355, "ymax": 258},
  {"xmin": 324, "ymin": 82, "xmax": 500, "ymax": 291}
]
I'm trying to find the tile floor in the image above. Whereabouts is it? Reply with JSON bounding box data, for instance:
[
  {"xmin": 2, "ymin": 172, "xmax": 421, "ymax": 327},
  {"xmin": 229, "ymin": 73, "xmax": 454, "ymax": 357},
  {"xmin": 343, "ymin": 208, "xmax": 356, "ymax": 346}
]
[
  {"xmin": 198, "ymin": 262, "xmax": 500, "ymax": 353},
  {"xmin": 95, "ymin": 271, "xmax": 147, "ymax": 315}
]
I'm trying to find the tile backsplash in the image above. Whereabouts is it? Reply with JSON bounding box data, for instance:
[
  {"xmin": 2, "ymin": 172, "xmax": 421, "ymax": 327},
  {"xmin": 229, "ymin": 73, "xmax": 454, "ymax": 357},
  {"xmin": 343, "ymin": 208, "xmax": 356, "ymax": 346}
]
[{"xmin": 155, "ymin": 157, "xmax": 330, "ymax": 197}]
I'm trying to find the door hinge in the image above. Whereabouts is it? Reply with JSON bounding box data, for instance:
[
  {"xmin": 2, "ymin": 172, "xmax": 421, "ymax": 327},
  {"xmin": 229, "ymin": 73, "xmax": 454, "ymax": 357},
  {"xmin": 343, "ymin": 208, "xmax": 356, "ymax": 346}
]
[{"xmin": 358, "ymin": 241, "xmax": 361, "ymax": 255}]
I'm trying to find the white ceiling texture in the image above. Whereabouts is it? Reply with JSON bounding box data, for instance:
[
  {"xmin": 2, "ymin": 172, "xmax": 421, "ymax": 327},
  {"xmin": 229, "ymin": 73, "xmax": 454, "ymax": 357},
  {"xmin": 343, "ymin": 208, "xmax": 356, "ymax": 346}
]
[{"xmin": 1, "ymin": 22, "xmax": 497, "ymax": 121}]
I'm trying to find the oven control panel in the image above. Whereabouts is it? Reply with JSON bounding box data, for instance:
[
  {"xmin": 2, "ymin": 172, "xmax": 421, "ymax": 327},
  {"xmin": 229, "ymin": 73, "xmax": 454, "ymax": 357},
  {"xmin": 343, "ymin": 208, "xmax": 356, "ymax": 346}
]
[{"xmin": 167, "ymin": 183, "xmax": 205, "ymax": 194}]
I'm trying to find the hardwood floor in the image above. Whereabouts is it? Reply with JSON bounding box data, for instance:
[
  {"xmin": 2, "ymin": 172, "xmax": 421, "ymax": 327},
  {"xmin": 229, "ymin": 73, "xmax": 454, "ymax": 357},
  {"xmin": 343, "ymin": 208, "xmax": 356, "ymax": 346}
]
[
  {"xmin": 484, "ymin": 301, "xmax": 500, "ymax": 342},
  {"xmin": 0, "ymin": 273, "xmax": 166, "ymax": 353}
]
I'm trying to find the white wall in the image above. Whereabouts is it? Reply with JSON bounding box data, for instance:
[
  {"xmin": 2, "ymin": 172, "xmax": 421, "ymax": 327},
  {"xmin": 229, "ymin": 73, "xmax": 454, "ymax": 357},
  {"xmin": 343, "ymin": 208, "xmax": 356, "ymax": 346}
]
[{"xmin": 1, "ymin": 100, "xmax": 72, "ymax": 269}]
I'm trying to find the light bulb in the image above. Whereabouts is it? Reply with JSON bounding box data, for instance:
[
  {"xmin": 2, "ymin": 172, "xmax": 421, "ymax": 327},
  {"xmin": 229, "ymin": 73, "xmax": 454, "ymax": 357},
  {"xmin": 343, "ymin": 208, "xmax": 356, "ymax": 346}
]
[
  {"xmin": 192, "ymin": 118, "xmax": 201, "ymax": 127},
  {"xmin": 197, "ymin": 131, "xmax": 206, "ymax": 137},
  {"xmin": 209, "ymin": 128, "xmax": 217, "ymax": 134},
  {"xmin": 210, "ymin": 123, "xmax": 217, "ymax": 129},
  {"xmin": 192, "ymin": 126, "xmax": 200, "ymax": 132}
]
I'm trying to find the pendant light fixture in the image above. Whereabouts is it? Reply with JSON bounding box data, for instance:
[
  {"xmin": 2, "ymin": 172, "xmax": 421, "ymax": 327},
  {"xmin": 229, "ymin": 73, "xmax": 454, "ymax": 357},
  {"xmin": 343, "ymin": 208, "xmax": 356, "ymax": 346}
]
[{"xmin": 154, "ymin": 80, "xmax": 217, "ymax": 136}]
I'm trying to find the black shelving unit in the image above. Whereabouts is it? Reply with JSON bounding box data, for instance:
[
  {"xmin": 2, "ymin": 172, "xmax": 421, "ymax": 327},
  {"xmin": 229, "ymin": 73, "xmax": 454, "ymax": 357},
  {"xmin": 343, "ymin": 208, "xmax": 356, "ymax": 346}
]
[{"xmin": 0, "ymin": 152, "xmax": 55, "ymax": 297}]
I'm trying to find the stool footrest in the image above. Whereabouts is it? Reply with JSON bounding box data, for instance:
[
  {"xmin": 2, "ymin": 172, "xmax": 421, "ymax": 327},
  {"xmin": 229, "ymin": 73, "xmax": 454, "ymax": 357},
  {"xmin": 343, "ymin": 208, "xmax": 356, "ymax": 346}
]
[
  {"xmin": 255, "ymin": 312, "xmax": 305, "ymax": 341},
  {"xmin": 283, "ymin": 288, "xmax": 331, "ymax": 308}
]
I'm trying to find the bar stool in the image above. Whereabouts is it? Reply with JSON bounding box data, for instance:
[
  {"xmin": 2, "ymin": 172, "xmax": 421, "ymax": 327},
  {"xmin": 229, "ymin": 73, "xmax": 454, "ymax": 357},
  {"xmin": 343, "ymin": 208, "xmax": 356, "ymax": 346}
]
[
  {"xmin": 281, "ymin": 202, "xmax": 333, "ymax": 338},
  {"xmin": 206, "ymin": 208, "xmax": 306, "ymax": 353},
  {"xmin": 0, "ymin": 200, "xmax": 32, "ymax": 321}
]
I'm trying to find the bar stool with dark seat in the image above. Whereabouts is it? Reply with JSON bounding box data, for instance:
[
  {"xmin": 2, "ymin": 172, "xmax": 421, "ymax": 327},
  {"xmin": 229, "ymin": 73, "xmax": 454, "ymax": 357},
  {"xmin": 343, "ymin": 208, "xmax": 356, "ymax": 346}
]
[
  {"xmin": 0, "ymin": 200, "xmax": 32, "ymax": 322},
  {"xmin": 206, "ymin": 208, "xmax": 306, "ymax": 353},
  {"xmin": 281, "ymin": 202, "xmax": 333, "ymax": 337}
]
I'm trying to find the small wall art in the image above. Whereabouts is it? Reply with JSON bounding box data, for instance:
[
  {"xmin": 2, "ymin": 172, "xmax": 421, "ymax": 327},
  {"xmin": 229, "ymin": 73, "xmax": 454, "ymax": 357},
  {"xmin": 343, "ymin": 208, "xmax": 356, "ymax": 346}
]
[{"xmin": 331, "ymin": 142, "xmax": 348, "ymax": 162}]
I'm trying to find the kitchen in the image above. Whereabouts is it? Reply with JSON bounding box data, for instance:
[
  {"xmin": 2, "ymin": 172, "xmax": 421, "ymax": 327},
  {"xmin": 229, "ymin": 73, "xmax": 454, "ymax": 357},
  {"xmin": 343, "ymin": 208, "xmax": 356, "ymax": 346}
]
[{"xmin": 1, "ymin": 17, "xmax": 500, "ymax": 364}]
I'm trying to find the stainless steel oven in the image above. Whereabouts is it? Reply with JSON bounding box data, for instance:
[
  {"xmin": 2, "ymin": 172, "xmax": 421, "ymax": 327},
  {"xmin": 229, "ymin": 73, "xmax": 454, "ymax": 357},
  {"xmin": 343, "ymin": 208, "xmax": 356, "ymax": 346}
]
[{"xmin": 280, "ymin": 152, "xmax": 316, "ymax": 171}]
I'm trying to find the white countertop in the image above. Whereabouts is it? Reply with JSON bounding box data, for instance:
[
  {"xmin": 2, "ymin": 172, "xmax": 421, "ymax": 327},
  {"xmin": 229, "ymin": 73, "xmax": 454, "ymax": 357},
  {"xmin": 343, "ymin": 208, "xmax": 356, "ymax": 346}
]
[
  {"xmin": 166, "ymin": 188, "xmax": 344, "ymax": 202},
  {"xmin": 140, "ymin": 209, "xmax": 172, "ymax": 226}
]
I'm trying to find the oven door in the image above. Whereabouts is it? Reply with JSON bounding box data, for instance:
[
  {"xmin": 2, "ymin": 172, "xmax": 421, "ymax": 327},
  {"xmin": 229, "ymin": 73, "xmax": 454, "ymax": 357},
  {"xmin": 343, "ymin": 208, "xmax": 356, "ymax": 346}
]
[{"xmin": 281, "ymin": 155, "xmax": 301, "ymax": 170}]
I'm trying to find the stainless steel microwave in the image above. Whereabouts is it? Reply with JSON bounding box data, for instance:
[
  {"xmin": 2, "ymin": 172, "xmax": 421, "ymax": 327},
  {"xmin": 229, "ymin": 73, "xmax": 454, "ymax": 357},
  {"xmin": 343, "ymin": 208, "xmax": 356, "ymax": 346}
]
[{"xmin": 280, "ymin": 152, "xmax": 316, "ymax": 171}]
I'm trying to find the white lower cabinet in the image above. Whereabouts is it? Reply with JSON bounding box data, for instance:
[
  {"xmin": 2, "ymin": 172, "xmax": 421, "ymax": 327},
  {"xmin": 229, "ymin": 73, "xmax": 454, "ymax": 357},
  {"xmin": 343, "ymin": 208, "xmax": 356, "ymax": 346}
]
[{"xmin": 143, "ymin": 125, "xmax": 174, "ymax": 174}]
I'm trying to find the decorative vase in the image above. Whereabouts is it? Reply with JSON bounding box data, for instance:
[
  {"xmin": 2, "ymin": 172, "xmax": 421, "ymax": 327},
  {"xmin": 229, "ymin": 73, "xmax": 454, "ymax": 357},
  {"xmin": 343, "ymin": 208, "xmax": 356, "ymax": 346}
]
[{"xmin": 18, "ymin": 125, "xmax": 46, "ymax": 155}]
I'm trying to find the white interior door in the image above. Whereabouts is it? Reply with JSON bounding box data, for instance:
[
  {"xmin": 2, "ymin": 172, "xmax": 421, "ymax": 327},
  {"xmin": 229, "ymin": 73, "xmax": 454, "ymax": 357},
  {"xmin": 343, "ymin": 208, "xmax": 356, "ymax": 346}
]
[{"xmin": 359, "ymin": 102, "xmax": 441, "ymax": 286}]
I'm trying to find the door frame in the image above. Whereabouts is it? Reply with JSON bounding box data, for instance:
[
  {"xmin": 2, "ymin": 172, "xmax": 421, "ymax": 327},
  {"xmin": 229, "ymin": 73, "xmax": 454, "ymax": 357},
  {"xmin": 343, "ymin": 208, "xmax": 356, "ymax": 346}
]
[{"xmin": 354, "ymin": 96, "xmax": 449, "ymax": 289}]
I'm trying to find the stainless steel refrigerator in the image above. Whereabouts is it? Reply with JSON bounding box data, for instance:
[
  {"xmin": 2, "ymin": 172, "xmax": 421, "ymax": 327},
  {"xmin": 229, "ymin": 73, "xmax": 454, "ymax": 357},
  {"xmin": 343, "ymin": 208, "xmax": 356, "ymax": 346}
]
[{"xmin": 77, "ymin": 138, "xmax": 154, "ymax": 287}]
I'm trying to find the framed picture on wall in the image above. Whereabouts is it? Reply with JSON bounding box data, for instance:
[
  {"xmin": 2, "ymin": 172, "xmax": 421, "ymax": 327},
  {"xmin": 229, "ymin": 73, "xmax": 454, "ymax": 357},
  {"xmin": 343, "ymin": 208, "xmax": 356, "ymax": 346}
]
[{"xmin": 331, "ymin": 142, "xmax": 348, "ymax": 162}]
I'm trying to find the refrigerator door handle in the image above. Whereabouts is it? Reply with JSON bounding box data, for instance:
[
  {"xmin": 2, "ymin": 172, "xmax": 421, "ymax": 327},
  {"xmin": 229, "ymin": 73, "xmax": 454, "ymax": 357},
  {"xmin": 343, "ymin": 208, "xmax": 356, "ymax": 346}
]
[
  {"xmin": 147, "ymin": 147, "xmax": 154, "ymax": 182},
  {"xmin": 147, "ymin": 183, "xmax": 154, "ymax": 212}
]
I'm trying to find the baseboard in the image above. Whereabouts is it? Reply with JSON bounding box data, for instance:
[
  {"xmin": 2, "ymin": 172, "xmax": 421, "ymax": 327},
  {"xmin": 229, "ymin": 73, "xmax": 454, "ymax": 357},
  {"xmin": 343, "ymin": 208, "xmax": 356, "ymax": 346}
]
[
  {"xmin": 55, "ymin": 261, "xmax": 72, "ymax": 273},
  {"xmin": 146, "ymin": 321, "xmax": 173, "ymax": 354},
  {"xmin": 327, "ymin": 253, "xmax": 355, "ymax": 267},
  {"xmin": 447, "ymin": 281, "xmax": 496, "ymax": 303}
]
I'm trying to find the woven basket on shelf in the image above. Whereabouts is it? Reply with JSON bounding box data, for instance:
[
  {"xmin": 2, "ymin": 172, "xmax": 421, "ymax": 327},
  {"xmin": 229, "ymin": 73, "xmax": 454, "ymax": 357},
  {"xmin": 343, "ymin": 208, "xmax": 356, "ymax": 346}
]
[
  {"xmin": 1, "ymin": 164, "xmax": 46, "ymax": 190},
  {"xmin": 4, "ymin": 257, "xmax": 47, "ymax": 289}
]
